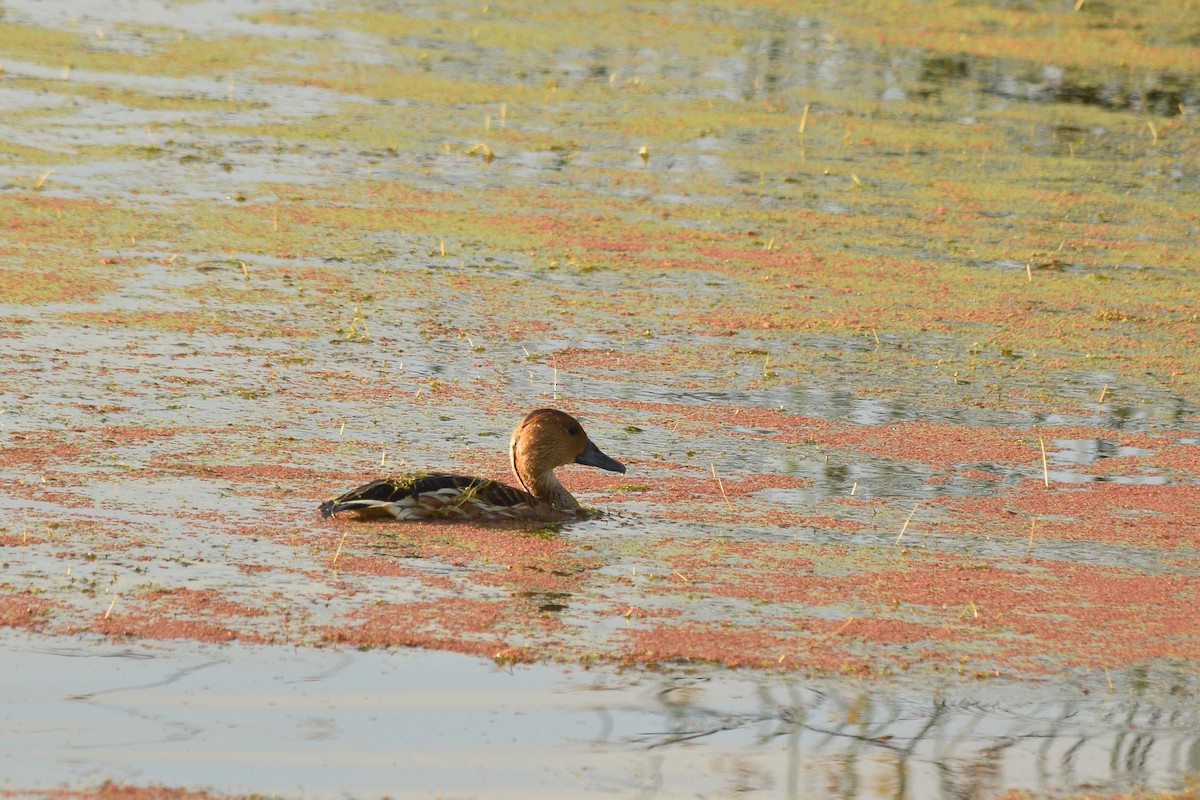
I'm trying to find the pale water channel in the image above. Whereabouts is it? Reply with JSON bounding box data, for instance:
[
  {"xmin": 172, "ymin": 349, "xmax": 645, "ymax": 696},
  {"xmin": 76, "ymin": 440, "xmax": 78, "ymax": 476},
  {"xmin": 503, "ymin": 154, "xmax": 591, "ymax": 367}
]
[{"xmin": 4, "ymin": 633, "xmax": 1198, "ymax": 799}]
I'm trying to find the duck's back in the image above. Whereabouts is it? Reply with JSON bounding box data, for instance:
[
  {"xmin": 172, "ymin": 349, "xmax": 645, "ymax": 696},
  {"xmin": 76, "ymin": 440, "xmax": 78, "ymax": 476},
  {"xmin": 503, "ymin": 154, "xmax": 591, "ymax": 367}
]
[{"xmin": 319, "ymin": 472, "xmax": 547, "ymax": 521}]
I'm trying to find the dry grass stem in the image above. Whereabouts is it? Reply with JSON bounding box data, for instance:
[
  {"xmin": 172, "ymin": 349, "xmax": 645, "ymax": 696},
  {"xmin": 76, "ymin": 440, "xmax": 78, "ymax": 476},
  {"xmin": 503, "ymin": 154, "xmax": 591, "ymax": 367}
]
[
  {"xmin": 330, "ymin": 528, "xmax": 349, "ymax": 566},
  {"xmin": 467, "ymin": 142, "xmax": 493, "ymax": 162},
  {"xmin": 711, "ymin": 463, "xmax": 734, "ymax": 511},
  {"xmin": 894, "ymin": 502, "xmax": 919, "ymax": 545}
]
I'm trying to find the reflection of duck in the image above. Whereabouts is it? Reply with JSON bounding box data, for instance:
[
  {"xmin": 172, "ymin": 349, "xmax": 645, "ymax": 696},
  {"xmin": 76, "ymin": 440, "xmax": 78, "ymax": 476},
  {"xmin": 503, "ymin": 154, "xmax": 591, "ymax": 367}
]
[{"xmin": 319, "ymin": 408, "xmax": 626, "ymax": 521}]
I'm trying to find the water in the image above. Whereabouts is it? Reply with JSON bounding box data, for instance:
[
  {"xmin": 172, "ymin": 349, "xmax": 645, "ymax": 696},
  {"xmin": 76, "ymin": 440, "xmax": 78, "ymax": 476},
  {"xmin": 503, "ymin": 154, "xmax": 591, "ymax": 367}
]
[{"xmin": 3, "ymin": 634, "xmax": 1196, "ymax": 799}]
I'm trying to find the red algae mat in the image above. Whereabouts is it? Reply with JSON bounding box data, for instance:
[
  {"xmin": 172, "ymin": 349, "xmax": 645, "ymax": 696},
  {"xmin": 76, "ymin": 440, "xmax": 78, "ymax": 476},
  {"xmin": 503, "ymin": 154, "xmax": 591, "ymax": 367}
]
[
  {"xmin": 1, "ymin": 0, "xmax": 1199, "ymax": 797},
  {"xmin": 11, "ymin": 392, "xmax": 1196, "ymax": 679}
]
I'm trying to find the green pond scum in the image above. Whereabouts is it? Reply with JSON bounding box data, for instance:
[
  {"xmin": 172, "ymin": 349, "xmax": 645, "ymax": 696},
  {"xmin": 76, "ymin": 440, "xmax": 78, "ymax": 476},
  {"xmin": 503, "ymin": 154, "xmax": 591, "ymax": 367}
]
[{"xmin": 0, "ymin": 1, "xmax": 1198, "ymax": 796}]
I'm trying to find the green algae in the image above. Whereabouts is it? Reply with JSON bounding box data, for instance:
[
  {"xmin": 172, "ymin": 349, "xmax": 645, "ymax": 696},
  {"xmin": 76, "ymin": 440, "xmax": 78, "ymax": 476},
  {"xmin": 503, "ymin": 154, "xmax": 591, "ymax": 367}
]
[
  {"xmin": 0, "ymin": 21, "xmax": 306, "ymax": 81},
  {"xmin": 798, "ymin": 0, "xmax": 1200, "ymax": 74}
]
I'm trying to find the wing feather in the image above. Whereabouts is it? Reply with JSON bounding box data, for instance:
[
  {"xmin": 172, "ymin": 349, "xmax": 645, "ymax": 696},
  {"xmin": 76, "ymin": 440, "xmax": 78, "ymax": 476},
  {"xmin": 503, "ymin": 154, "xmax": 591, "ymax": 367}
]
[{"xmin": 319, "ymin": 473, "xmax": 538, "ymax": 519}]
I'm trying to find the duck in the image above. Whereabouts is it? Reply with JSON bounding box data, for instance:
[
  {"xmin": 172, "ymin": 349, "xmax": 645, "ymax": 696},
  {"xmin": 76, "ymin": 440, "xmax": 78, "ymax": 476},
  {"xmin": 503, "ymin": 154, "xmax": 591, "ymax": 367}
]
[{"xmin": 319, "ymin": 408, "xmax": 626, "ymax": 521}]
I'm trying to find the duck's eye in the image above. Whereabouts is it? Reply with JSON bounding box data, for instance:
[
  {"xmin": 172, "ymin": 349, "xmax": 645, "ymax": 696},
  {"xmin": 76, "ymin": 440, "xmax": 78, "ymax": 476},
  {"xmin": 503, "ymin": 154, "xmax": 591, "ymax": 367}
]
[{"xmin": 567, "ymin": 425, "xmax": 580, "ymax": 436}]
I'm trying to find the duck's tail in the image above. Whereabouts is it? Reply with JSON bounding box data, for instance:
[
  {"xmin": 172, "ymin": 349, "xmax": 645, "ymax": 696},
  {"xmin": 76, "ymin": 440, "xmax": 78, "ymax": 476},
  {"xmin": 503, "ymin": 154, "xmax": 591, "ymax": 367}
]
[{"xmin": 318, "ymin": 475, "xmax": 443, "ymax": 519}]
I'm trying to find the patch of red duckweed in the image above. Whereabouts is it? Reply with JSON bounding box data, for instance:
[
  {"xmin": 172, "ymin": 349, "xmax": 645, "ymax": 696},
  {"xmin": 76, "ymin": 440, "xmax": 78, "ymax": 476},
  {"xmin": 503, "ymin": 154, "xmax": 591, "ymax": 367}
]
[
  {"xmin": 6, "ymin": 780, "xmax": 253, "ymax": 800},
  {"xmin": 95, "ymin": 425, "xmax": 185, "ymax": 442},
  {"xmin": 821, "ymin": 420, "xmax": 1038, "ymax": 467},
  {"xmin": 0, "ymin": 590, "xmax": 58, "ymax": 631},
  {"xmin": 736, "ymin": 511, "xmax": 866, "ymax": 532},
  {"xmin": 840, "ymin": 562, "xmax": 1040, "ymax": 612},
  {"xmin": 803, "ymin": 616, "xmax": 975, "ymax": 646},
  {"xmin": 517, "ymin": 211, "xmax": 683, "ymax": 254},
  {"xmin": 1006, "ymin": 563, "xmax": 1200, "ymax": 666},
  {"xmin": 958, "ymin": 468, "xmax": 1005, "ymax": 481},
  {"xmin": 505, "ymin": 319, "xmax": 552, "ymax": 336},
  {"xmin": 0, "ymin": 440, "xmax": 88, "ymax": 470},
  {"xmin": 605, "ymin": 472, "xmax": 812, "ymax": 503},
  {"xmin": 148, "ymin": 588, "xmax": 269, "ymax": 618},
  {"xmin": 682, "ymin": 571, "xmax": 828, "ymax": 605},
  {"xmin": 181, "ymin": 464, "xmax": 324, "ymax": 482},
  {"xmin": 325, "ymin": 552, "xmax": 430, "ymax": 579},
  {"xmin": 1149, "ymin": 440, "xmax": 1200, "ymax": 476},
  {"xmin": 320, "ymin": 599, "xmax": 536, "ymax": 661},
  {"xmin": 235, "ymin": 563, "xmax": 274, "ymax": 575},
  {"xmin": 1031, "ymin": 516, "xmax": 1193, "ymax": 549},
  {"xmin": 91, "ymin": 588, "xmax": 270, "ymax": 644},
  {"xmin": 835, "ymin": 560, "xmax": 1200, "ymax": 669},
  {"xmin": 946, "ymin": 480, "xmax": 1200, "ymax": 547},
  {"xmin": 328, "ymin": 520, "xmax": 598, "ymax": 574},
  {"xmin": 691, "ymin": 242, "xmax": 814, "ymax": 270},
  {"xmin": 617, "ymin": 605, "xmax": 685, "ymax": 621},
  {"xmin": 469, "ymin": 563, "xmax": 587, "ymax": 594},
  {"xmin": 91, "ymin": 615, "xmax": 269, "ymax": 644},
  {"xmin": 0, "ymin": 531, "xmax": 47, "ymax": 547},
  {"xmin": 637, "ymin": 538, "xmax": 815, "ymax": 576}
]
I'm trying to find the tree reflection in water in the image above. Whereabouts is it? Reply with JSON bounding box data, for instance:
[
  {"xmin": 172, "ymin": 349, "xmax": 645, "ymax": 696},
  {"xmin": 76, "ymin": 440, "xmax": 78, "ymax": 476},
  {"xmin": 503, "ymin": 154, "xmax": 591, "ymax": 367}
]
[{"xmin": 615, "ymin": 663, "xmax": 1197, "ymax": 799}]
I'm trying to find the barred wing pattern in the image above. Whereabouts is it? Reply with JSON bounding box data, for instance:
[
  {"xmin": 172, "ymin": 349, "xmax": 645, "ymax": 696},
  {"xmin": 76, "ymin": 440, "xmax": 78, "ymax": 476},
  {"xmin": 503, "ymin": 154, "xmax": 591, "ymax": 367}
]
[{"xmin": 319, "ymin": 474, "xmax": 541, "ymax": 520}]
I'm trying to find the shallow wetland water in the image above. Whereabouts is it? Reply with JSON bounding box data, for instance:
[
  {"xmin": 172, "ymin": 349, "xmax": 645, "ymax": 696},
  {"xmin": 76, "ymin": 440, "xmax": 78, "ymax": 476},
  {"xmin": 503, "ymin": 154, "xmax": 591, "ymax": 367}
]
[{"xmin": 1, "ymin": 0, "xmax": 1198, "ymax": 798}]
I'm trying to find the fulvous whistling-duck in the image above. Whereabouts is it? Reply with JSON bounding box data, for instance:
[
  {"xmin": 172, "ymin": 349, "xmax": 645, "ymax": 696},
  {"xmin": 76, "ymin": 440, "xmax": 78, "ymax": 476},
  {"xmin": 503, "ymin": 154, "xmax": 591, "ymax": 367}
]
[{"xmin": 319, "ymin": 408, "xmax": 626, "ymax": 521}]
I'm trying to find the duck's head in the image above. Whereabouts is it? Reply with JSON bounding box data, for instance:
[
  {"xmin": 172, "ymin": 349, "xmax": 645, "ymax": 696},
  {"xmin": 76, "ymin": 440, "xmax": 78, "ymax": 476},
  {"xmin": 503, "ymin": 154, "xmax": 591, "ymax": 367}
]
[{"xmin": 509, "ymin": 408, "xmax": 625, "ymax": 508}]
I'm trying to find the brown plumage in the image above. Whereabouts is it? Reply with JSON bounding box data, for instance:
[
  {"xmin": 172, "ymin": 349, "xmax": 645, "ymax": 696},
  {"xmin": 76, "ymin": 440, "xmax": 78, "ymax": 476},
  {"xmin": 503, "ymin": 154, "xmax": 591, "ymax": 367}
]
[{"xmin": 319, "ymin": 409, "xmax": 626, "ymax": 521}]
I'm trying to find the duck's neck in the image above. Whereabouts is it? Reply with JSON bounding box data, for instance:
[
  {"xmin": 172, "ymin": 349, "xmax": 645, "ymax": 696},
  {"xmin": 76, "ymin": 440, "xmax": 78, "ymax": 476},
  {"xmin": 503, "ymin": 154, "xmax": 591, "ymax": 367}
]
[{"xmin": 514, "ymin": 463, "xmax": 581, "ymax": 511}]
